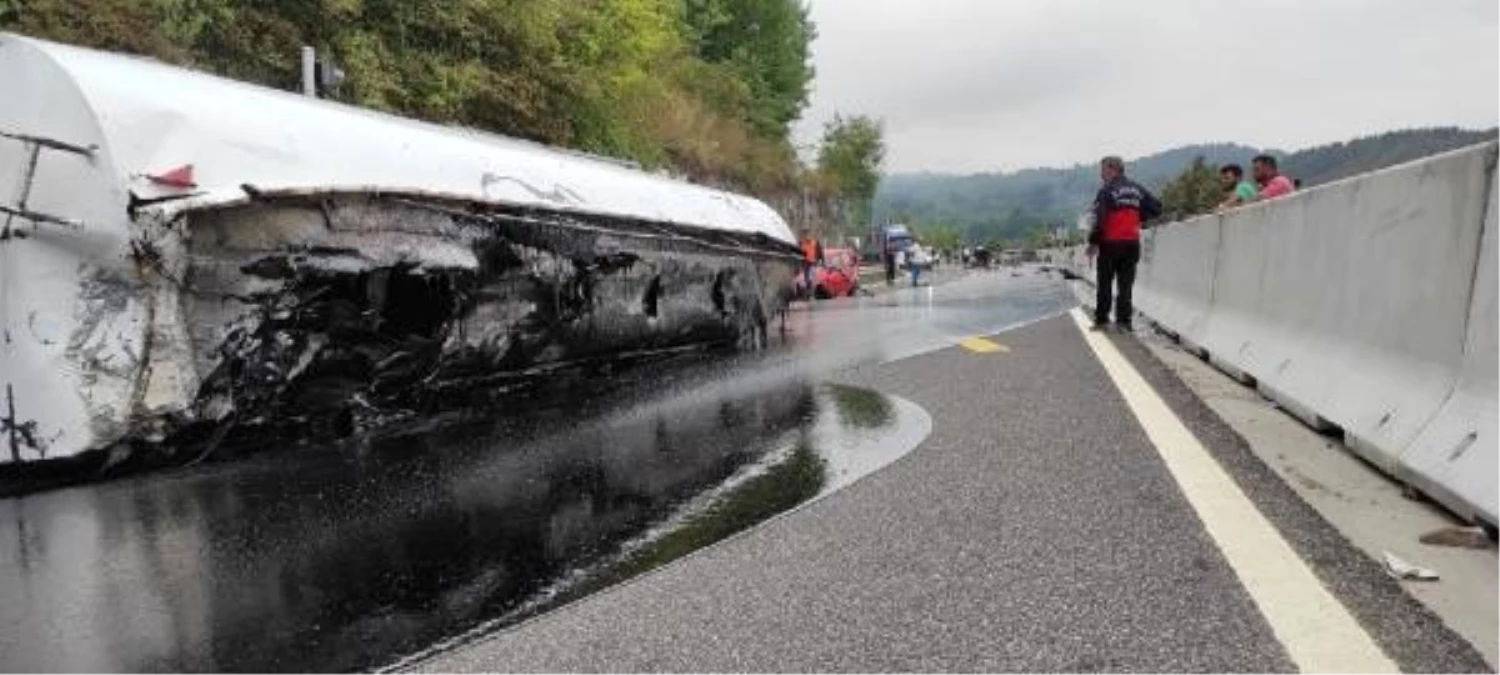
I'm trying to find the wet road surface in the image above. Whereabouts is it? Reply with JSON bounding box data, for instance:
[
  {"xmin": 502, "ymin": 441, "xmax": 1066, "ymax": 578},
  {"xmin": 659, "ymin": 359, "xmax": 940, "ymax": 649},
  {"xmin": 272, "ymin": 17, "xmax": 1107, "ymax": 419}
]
[
  {"xmin": 0, "ymin": 267, "xmax": 1063, "ymax": 672},
  {"xmin": 421, "ymin": 289, "xmax": 1492, "ymax": 672}
]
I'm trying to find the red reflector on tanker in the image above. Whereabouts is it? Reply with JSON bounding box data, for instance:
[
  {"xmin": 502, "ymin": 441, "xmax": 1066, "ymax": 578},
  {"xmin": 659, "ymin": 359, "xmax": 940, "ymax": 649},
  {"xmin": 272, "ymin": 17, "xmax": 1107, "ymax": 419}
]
[{"xmin": 147, "ymin": 164, "xmax": 197, "ymax": 188}]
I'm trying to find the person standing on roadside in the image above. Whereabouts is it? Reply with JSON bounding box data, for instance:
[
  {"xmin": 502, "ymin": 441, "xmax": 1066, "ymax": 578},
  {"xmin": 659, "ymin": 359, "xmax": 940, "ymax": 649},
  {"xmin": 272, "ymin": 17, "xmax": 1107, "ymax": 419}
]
[
  {"xmin": 1088, "ymin": 156, "xmax": 1162, "ymax": 332},
  {"xmin": 884, "ymin": 239, "xmax": 897, "ymax": 285},
  {"xmin": 1216, "ymin": 163, "xmax": 1258, "ymax": 211},
  {"xmin": 1252, "ymin": 154, "xmax": 1295, "ymax": 200},
  {"xmin": 908, "ymin": 241, "xmax": 928, "ymax": 287},
  {"xmin": 800, "ymin": 228, "xmax": 824, "ymax": 298}
]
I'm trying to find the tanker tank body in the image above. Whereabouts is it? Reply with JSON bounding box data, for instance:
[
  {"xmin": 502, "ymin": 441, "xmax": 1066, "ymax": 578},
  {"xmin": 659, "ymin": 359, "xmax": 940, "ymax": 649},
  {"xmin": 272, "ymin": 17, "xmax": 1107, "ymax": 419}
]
[{"xmin": 0, "ymin": 33, "xmax": 800, "ymax": 490}]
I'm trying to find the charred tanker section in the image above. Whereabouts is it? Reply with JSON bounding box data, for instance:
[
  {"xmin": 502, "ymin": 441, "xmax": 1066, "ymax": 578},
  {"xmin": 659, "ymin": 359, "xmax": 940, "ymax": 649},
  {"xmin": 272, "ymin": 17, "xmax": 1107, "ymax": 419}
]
[
  {"xmin": 0, "ymin": 193, "xmax": 799, "ymax": 490},
  {"xmin": 1, "ymin": 33, "xmax": 806, "ymax": 484},
  {"xmin": 181, "ymin": 193, "xmax": 799, "ymax": 446}
]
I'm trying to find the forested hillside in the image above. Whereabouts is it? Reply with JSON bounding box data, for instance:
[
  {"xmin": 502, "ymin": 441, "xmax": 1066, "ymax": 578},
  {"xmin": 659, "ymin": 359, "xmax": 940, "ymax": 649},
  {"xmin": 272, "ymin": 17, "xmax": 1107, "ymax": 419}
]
[
  {"xmin": 877, "ymin": 127, "xmax": 1496, "ymax": 245},
  {"xmin": 875, "ymin": 143, "xmax": 1259, "ymax": 247},
  {"xmin": 0, "ymin": 0, "xmax": 839, "ymax": 200},
  {"xmin": 1278, "ymin": 127, "xmax": 1496, "ymax": 186}
]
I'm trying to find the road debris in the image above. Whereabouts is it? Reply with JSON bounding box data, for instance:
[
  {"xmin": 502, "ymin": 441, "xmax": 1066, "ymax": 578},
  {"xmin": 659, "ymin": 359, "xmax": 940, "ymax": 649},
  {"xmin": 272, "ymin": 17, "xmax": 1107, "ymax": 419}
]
[
  {"xmin": 1418, "ymin": 526, "xmax": 1495, "ymax": 550},
  {"xmin": 1383, "ymin": 551, "xmax": 1440, "ymax": 581}
]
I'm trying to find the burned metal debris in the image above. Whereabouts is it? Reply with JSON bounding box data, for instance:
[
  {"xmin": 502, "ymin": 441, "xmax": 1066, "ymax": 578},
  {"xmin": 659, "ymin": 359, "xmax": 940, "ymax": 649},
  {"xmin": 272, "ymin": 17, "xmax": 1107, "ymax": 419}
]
[{"xmin": 0, "ymin": 192, "xmax": 799, "ymax": 493}]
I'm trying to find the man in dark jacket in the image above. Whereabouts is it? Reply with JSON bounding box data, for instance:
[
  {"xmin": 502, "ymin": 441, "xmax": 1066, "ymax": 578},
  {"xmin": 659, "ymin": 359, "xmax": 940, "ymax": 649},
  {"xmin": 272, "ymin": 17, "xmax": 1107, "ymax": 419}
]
[
  {"xmin": 884, "ymin": 239, "xmax": 897, "ymax": 285},
  {"xmin": 1088, "ymin": 156, "xmax": 1162, "ymax": 332}
]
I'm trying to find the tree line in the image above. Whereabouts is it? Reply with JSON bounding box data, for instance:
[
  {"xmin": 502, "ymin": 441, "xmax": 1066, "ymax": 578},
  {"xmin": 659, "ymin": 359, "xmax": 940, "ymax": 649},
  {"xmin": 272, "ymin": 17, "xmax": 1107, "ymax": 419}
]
[
  {"xmin": 877, "ymin": 127, "xmax": 1495, "ymax": 247},
  {"xmin": 1, "ymin": 0, "xmax": 885, "ymax": 236},
  {"xmin": 1156, "ymin": 127, "xmax": 1498, "ymax": 221}
]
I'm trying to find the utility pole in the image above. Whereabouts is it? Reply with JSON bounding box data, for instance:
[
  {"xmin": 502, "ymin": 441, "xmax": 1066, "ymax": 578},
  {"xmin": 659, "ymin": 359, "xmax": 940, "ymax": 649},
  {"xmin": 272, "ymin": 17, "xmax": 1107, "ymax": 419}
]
[
  {"xmin": 300, "ymin": 46, "xmax": 316, "ymax": 97},
  {"xmin": 299, "ymin": 46, "xmax": 346, "ymax": 99}
]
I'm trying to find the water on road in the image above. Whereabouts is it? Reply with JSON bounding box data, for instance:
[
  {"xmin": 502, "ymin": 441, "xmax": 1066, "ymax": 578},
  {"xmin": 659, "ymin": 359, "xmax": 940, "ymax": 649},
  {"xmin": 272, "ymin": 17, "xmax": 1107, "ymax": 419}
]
[{"xmin": 0, "ymin": 268, "xmax": 1074, "ymax": 672}]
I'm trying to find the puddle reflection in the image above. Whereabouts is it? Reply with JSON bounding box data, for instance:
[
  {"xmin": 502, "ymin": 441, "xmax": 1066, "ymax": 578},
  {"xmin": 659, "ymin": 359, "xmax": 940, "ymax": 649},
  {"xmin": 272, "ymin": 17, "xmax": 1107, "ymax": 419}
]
[{"xmin": 0, "ymin": 380, "xmax": 928, "ymax": 673}]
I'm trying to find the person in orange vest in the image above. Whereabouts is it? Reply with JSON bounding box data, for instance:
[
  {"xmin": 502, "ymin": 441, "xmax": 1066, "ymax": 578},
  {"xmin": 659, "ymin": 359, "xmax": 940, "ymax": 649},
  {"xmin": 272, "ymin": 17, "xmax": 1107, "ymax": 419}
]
[{"xmin": 799, "ymin": 229, "xmax": 824, "ymax": 297}]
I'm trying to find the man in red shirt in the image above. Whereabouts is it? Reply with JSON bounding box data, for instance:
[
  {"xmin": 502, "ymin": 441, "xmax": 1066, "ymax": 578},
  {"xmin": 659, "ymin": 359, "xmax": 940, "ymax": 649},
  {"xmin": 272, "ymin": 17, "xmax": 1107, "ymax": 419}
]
[
  {"xmin": 1088, "ymin": 156, "xmax": 1162, "ymax": 332},
  {"xmin": 1252, "ymin": 154, "xmax": 1296, "ymax": 200}
]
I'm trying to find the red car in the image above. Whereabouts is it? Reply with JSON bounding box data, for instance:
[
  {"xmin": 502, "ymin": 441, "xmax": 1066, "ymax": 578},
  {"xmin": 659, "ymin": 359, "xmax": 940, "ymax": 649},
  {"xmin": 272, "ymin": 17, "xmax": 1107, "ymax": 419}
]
[{"xmin": 795, "ymin": 248, "xmax": 861, "ymax": 299}]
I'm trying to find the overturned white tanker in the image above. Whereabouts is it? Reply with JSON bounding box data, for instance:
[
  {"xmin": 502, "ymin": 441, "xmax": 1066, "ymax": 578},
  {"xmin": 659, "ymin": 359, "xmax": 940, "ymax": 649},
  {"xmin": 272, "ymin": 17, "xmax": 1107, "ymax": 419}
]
[{"xmin": 0, "ymin": 33, "xmax": 800, "ymax": 484}]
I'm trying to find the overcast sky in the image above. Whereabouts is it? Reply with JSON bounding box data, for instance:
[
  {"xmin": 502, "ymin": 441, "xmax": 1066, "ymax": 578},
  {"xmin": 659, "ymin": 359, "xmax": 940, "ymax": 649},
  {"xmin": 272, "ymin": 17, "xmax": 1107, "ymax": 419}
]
[{"xmin": 792, "ymin": 0, "xmax": 1499, "ymax": 174}]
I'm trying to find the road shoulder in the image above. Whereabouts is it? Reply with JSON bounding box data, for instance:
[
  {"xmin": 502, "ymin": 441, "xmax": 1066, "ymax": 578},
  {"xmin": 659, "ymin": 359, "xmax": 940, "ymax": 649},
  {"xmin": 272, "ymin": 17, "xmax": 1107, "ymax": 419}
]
[{"xmin": 1112, "ymin": 327, "xmax": 1495, "ymax": 671}]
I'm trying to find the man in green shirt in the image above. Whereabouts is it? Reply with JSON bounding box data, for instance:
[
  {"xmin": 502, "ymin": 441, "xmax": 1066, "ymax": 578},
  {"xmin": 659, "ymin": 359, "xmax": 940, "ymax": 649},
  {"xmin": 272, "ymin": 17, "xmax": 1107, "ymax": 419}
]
[{"xmin": 1217, "ymin": 163, "xmax": 1258, "ymax": 211}]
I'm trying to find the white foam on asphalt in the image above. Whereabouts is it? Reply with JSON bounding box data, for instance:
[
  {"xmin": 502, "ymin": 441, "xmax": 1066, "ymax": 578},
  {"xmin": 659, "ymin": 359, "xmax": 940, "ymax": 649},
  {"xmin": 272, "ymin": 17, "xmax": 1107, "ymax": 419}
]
[{"xmin": 1068, "ymin": 308, "xmax": 1397, "ymax": 674}]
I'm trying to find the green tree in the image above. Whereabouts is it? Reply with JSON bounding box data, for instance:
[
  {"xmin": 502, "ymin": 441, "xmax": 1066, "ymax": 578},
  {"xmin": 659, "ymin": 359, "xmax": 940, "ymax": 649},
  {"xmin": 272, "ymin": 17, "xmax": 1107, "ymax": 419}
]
[
  {"xmin": 816, "ymin": 114, "xmax": 885, "ymax": 233},
  {"xmin": 685, "ymin": 0, "xmax": 814, "ymax": 139},
  {"xmin": 918, "ymin": 222, "xmax": 962, "ymax": 253},
  {"xmin": 4, "ymin": 0, "xmax": 194, "ymax": 60},
  {"xmin": 1158, "ymin": 156, "xmax": 1223, "ymax": 222}
]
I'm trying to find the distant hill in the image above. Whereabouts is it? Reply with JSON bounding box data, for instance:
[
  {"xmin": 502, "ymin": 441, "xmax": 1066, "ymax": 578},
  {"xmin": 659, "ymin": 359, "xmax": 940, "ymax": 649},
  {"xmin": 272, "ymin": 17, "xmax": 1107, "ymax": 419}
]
[
  {"xmin": 875, "ymin": 127, "xmax": 1496, "ymax": 245},
  {"xmin": 1279, "ymin": 127, "xmax": 1496, "ymax": 186}
]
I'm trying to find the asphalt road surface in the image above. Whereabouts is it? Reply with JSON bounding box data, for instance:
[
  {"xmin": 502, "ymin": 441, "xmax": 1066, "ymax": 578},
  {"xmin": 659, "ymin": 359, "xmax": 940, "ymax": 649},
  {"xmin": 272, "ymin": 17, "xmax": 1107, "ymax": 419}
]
[
  {"xmin": 421, "ymin": 272, "xmax": 1492, "ymax": 673},
  {"xmin": 0, "ymin": 266, "xmax": 1068, "ymax": 672},
  {"xmin": 1, "ymin": 267, "xmax": 1489, "ymax": 672}
]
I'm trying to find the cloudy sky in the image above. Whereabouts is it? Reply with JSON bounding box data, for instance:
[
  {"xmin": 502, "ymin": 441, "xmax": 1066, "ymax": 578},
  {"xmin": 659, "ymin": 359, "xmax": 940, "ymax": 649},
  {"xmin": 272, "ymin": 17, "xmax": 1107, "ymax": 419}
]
[{"xmin": 792, "ymin": 0, "xmax": 1499, "ymax": 174}]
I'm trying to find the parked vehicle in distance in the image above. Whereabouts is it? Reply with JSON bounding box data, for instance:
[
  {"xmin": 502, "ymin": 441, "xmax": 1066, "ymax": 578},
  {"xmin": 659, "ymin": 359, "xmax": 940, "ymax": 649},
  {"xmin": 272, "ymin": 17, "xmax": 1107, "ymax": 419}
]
[
  {"xmin": 969, "ymin": 245, "xmax": 992, "ymax": 268},
  {"xmin": 866, "ymin": 224, "xmax": 912, "ymax": 265},
  {"xmin": 794, "ymin": 248, "xmax": 862, "ymax": 299}
]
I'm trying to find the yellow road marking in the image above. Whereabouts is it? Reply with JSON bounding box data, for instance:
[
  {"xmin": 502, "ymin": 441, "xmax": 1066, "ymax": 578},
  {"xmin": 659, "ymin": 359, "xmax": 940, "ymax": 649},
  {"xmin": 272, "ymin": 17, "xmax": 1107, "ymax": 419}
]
[{"xmin": 959, "ymin": 337, "xmax": 1010, "ymax": 354}]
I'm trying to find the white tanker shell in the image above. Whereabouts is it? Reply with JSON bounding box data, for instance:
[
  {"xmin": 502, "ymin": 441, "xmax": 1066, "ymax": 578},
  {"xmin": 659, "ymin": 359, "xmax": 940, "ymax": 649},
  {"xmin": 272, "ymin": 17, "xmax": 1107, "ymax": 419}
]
[
  {"xmin": 0, "ymin": 32, "xmax": 795, "ymax": 242},
  {"xmin": 0, "ymin": 32, "xmax": 794, "ymax": 464}
]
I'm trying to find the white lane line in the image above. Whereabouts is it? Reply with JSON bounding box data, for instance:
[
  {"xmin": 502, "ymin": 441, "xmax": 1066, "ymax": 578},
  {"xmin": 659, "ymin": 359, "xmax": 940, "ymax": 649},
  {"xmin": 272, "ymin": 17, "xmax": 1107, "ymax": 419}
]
[{"xmin": 1068, "ymin": 309, "xmax": 1396, "ymax": 674}]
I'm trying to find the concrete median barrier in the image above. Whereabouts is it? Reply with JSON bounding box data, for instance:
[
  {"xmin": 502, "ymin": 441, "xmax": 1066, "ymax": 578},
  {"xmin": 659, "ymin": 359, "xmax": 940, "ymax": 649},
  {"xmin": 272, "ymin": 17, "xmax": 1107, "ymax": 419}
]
[
  {"xmin": 1397, "ymin": 169, "xmax": 1498, "ymax": 527},
  {"xmin": 1216, "ymin": 146, "xmax": 1491, "ymax": 454},
  {"xmin": 1194, "ymin": 197, "xmax": 1282, "ymax": 387},
  {"xmin": 1076, "ymin": 141, "xmax": 1498, "ymax": 527},
  {"xmin": 1136, "ymin": 214, "xmax": 1221, "ymax": 356},
  {"xmin": 1075, "ymin": 245, "xmax": 1095, "ymax": 285}
]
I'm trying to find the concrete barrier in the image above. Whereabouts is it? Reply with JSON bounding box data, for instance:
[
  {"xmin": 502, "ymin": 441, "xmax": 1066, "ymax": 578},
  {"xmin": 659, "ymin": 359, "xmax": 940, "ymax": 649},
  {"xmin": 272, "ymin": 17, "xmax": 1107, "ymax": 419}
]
[
  {"xmin": 1226, "ymin": 147, "xmax": 1488, "ymax": 451},
  {"xmin": 1398, "ymin": 170, "xmax": 1498, "ymax": 526},
  {"xmin": 1066, "ymin": 244, "xmax": 1095, "ymax": 285},
  {"xmin": 1136, "ymin": 215, "xmax": 1221, "ymax": 356},
  {"xmin": 1073, "ymin": 142, "xmax": 1498, "ymax": 527},
  {"xmin": 1194, "ymin": 198, "xmax": 1283, "ymax": 386}
]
